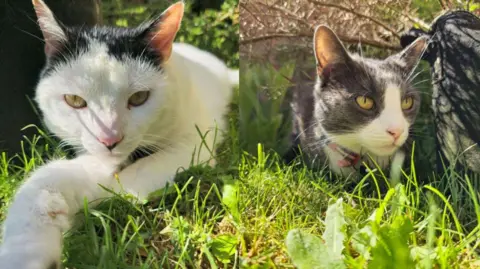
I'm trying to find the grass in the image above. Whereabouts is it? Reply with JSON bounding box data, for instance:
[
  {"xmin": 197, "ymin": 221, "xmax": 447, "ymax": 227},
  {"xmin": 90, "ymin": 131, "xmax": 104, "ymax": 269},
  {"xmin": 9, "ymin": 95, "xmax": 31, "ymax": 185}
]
[
  {"xmin": 1, "ymin": 61, "xmax": 480, "ymax": 268},
  {"xmin": 0, "ymin": 92, "xmax": 241, "ymax": 268}
]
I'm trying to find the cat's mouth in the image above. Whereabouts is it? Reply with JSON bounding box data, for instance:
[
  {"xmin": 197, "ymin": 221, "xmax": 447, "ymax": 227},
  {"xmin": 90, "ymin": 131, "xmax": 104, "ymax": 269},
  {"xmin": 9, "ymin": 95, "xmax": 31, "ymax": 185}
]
[
  {"xmin": 380, "ymin": 144, "xmax": 398, "ymax": 149},
  {"xmin": 370, "ymin": 143, "xmax": 401, "ymax": 156},
  {"xmin": 97, "ymin": 151, "xmax": 130, "ymax": 163}
]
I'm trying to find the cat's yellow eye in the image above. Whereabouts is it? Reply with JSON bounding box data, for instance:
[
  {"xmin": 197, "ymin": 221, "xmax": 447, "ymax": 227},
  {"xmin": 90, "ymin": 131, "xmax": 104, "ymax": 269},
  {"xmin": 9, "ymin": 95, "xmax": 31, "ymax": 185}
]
[
  {"xmin": 64, "ymin": 94, "xmax": 87, "ymax": 108},
  {"xmin": 355, "ymin": 96, "xmax": 374, "ymax": 110},
  {"xmin": 401, "ymin": 96, "xmax": 414, "ymax": 110},
  {"xmin": 128, "ymin": 91, "xmax": 150, "ymax": 107}
]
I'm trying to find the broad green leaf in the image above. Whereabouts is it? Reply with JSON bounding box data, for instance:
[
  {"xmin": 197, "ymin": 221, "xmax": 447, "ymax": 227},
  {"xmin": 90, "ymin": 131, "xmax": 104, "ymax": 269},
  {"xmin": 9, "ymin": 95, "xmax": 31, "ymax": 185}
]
[
  {"xmin": 351, "ymin": 223, "xmax": 376, "ymax": 260},
  {"xmin": 286, "ymin": 229, "xmax": 328, "ymax": 269},
  {"xmin": 323, "ymin": 198, "xmax": 346, "ymax": 261},
  {"xmin": 222, "ymin": 176, "xmax": 240, "ymax": 222},
  {"xmin": 391, "ymin": 184, "xmax": 409, "ymax": 217},
  {"xmin": 210, "ymin": 234, "xmax": 238, "ymax": 264},
  {"xmin": 368, "ymin": 215, "xmax": 415, "ymax": 269},
  {"xmin": 411, "ymin": 246, "xmax": 437, "ymax": 269}
]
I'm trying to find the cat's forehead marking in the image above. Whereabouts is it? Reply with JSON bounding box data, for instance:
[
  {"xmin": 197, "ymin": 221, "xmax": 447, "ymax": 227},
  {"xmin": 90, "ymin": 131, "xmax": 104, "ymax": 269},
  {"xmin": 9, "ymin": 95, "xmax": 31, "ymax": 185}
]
[
  {"xmin": 83, "ymin": 42, "xmax": 113, "ymax": 68},
  {"xmin": 41, "ymin": 26, "xmax": 161, "ymax": 78},
  {"xmin": 383, "ymin": 83, "xmax": 403, "ymax": 112},
  {"xmin": 94, "ymin": 47, "xmax": 109, "ymax": 65}
]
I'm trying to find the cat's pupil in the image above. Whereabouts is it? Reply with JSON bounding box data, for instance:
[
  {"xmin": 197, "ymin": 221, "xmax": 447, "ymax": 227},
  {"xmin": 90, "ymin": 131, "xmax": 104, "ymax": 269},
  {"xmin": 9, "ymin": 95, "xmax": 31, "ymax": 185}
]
[{"xmin": 128, "ymin": 91, "xmax": 150, "ymax": 107}]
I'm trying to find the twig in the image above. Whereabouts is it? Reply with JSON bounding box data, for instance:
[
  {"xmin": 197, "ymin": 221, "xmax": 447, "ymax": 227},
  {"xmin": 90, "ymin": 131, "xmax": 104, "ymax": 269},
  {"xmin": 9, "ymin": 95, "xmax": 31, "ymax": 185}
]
[
  {"xmin": 399, "ymin": 11, "xmax": 430, "ymax": 30},
  {"xmin": 240, "ymin": 33, "xmax": 402, "ymax": 51},
  {"xmin": 437, "ymin": 0, "xmax": 447, "ymax": 10},
  {"xmin": 260, "ymin": 2, "xmax": 313, "ymax": 29},
  {"xmin": 307, "ymin": 0, "xmax": 401, "ymax": 39},
  {"xmin": 240, "ymin": 2, "xmax": 268, "ymax": 29},
  {"xmin": 384, "ymin": 6, "xmax": 430, "ymax": 30}
]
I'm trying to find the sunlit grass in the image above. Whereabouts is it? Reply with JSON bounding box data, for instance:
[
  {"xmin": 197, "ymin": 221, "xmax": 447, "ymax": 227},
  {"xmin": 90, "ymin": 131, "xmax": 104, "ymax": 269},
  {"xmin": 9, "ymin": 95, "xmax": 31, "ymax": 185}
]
[{"xmin": 1, "ymin": 61, "xmax": 480, "ymax": 267}]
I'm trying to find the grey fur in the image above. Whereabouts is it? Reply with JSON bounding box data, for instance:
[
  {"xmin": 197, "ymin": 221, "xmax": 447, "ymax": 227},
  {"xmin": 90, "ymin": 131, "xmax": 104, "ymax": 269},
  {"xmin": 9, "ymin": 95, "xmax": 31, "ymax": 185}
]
[
  {"xmin": 291, "ymin": 26, "xmax": 427, "ymax": 172},
  {"xmin": 314, "ymin": 55, "xmax": 420, "ymax": 136}
]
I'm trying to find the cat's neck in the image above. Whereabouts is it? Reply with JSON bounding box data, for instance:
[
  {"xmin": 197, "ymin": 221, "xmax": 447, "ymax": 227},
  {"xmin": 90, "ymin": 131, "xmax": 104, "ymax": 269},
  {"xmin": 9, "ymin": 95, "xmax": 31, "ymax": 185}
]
[
  {"xmin": 323, "ymin": 145, "xmax": 392, "ymax": 175},
  {"xmin": 320, "ymin": 131, "xmax": 393, "ymax": 175}
]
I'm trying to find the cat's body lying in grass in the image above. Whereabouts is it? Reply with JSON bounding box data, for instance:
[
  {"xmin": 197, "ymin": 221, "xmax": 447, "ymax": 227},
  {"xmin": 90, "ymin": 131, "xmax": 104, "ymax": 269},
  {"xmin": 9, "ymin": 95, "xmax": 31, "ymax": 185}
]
[
  {"xmin": 0, "ymin": 1, "xmax": 238, "ymax": 268},
  {"xmin": 290, "ymin": 26, "xmax": 427, "ymax": 178}
]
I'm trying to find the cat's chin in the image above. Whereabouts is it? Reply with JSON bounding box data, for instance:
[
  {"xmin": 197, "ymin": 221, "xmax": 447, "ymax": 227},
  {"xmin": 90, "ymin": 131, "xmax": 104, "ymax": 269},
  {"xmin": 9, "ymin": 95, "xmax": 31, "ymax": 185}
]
[
  {"xmin": 87, "ymin": 151, "xmax": 129, "ymax": 165},
  {"xmin": 368, "ymin": 144, "xmax": 400, "ymax": 157}
]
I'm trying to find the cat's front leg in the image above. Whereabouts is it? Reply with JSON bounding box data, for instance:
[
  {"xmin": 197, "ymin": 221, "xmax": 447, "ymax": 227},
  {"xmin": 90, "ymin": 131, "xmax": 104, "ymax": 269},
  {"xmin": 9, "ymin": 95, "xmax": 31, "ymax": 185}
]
[
  {"xmin": 115, "ymin": 144, "xmax": 204, "ymax": 200},
  {"xmin": 0, "ymin": 156, "xmax": 116, "ymax": 269}
]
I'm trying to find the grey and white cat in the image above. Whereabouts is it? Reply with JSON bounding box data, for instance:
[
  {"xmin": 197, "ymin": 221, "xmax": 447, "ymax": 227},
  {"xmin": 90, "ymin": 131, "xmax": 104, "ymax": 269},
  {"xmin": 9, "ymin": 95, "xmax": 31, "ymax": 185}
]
[
  {"xmin": 291, "ymin": 25, "xmax": 427, "ymax": 176},
  {"xmin": 0, "ymin": 1, "xmax": 238, "ymax": 268}
]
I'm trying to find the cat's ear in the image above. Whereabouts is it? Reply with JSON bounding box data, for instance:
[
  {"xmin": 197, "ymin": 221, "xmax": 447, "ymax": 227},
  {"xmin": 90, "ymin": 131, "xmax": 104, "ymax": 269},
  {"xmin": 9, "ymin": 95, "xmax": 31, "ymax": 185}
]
[
  {"xmin": 388, "ymin": 36, "xmax": 428, "ymax": 75},
  {"xmin": 313, "ymin": 25, "xmax": 351, "ymax": 75},
  {"xmin": 32, "ymin": 0, "xmax": 67, "ymax": 57},
  {"xmin": 144, "ymin": 2, "xmax": 184, "ymax": 61}
]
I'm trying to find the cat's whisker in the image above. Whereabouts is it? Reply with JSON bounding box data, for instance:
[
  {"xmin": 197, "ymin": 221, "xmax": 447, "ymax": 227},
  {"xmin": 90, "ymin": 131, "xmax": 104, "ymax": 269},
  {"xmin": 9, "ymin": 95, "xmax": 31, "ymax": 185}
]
[
  {"xmin": 415, "ymin": 90, "xmax": 433, "ymax": 95},
  {"xmin": 411, "ymin": 79, "xmax": 431, "ymax": 87},
  {"xmin": 139, "ymin": 140, "xmax": 192, "ymax": 154},
  {"xmin": 294, "ymin": 122, "xmax": 318, "ymax": 141},
  {"xmin": 404, "ymin": 38, "xmax": 431, "ymax": 82},
  {"xmin": 140, "ymin": 136, "xmax": 192, "ymax": 147},
  {"xmin": 408, "ymin": 132, "xmax": 435, "ymax": 138},
  {"xmin": 407, "ymin": 67, "xmax": 429, "ymax": 83},
  {"xmin": 142, "ymin": 133, "xmax": 216, "ymax": 148}
]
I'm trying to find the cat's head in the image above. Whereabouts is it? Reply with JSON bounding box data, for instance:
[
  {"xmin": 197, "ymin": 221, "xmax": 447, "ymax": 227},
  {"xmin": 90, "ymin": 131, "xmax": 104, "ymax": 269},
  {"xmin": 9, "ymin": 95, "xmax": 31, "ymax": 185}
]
[
  {"xmin": 33, "ymin": 0, "xmax": 184, "ymax": 162},
  {"xmin": 312, "ymin": 25, "xmax": 428, "ymax": 157}
]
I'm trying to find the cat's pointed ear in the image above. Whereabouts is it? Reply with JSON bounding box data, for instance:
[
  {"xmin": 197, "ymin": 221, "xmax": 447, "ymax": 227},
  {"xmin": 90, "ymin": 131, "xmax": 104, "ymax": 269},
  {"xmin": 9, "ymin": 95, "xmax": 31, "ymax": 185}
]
[
  {"xmin": 32, "ymin": 0, "xmax": 67, "ymax": 57},
  {"xmin": 313, "ymin": 25, "xmax": 351, "ymax": 74},
  {"xmin": 145, "ymin": 2, "xmax": 184, "ymax": 61},
  {"xmin": 388, "ymin": 36, "xmax": 428, "ymax": 75}
]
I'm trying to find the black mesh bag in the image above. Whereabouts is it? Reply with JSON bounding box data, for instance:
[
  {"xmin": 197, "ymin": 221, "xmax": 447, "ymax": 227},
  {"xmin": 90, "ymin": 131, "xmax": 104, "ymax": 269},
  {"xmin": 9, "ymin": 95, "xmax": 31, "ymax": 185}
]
[{"xmin": 401, "ymin": 11, "xmax": 480, "ymax": 174}]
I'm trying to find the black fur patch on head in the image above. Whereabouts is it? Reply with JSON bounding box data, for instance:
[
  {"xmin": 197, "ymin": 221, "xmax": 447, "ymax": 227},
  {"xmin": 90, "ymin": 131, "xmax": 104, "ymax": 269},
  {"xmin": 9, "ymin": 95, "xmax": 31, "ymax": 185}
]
[
  {"xmin": 41, "ymin": 23, "xmax": 161, "ymax": 78},
  {"xmin": 314, "ymin": 56, "xmax": 421, "ymax": 135}
]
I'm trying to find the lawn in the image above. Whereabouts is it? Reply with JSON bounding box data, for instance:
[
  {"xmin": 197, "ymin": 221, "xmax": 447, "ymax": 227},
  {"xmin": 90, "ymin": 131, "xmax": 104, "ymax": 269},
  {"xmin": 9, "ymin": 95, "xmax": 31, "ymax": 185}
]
[
  {"xmin": 1, "ymin": 61, "xmax": 480, "ymax": 268},
  {"xmin": 1, "ymin": 1, "xmax": 480, "ymax": 269}
]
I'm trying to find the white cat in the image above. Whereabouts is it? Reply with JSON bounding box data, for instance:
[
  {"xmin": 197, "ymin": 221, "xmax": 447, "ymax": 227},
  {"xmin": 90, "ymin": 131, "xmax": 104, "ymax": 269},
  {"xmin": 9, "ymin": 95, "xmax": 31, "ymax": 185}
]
[{"xmin": 0, "ymin": 1, "xmax": 238, "ymax": 268}]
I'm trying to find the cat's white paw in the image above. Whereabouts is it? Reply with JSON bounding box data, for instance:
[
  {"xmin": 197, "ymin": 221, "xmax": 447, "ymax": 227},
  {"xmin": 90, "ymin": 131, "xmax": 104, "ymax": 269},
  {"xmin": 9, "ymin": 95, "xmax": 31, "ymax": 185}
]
[
  {"xmin": 36, "ymin": 189, "xmax": 71, "ymax": 230},
  {"xmin": 0, "ymin": 250, "xmax": 60, "ymax": 269},
  {"xmin": 0, "ymin": 230, "xmax": 62, "ymax": 269},
  {"xmin": 6, "ymin": 187, "xmax": 72, "ymax": 233},
  {"xmin": 0, "ymin": 183, "xmax": 69, "ymax": 269}
]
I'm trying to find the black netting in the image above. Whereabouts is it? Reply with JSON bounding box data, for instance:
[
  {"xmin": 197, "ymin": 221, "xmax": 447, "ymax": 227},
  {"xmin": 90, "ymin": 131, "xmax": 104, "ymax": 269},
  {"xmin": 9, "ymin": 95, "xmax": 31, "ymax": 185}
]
[{"xmin": 401, "ymin": 11, "xmax": 480, "ymax": 173}]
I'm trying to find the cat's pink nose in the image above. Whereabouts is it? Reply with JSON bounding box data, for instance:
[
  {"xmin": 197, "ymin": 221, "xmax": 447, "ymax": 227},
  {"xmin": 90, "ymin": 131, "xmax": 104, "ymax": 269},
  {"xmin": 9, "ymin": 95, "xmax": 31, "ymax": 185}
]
[
  {"xmin": 386, "ymin": 127, "xmax": 403, "ymax": 140},
  {"xmin": 97, "ymin": 135, "xmax": 123, "ymax": 150}
]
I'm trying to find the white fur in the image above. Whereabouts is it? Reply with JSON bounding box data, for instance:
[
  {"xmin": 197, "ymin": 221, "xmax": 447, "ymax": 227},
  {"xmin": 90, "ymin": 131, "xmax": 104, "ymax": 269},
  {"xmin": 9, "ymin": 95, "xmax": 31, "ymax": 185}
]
[
  {"xmin": 359, "ymin": 83, "xmax": 408, "ymax": 156},
  {"xmin": 324, "ymin": 83, "xmax": 409, "ymax": 174},
  {"xmin": 0, "ymin": 42, "xmax": 237, "ymax": 268}
]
